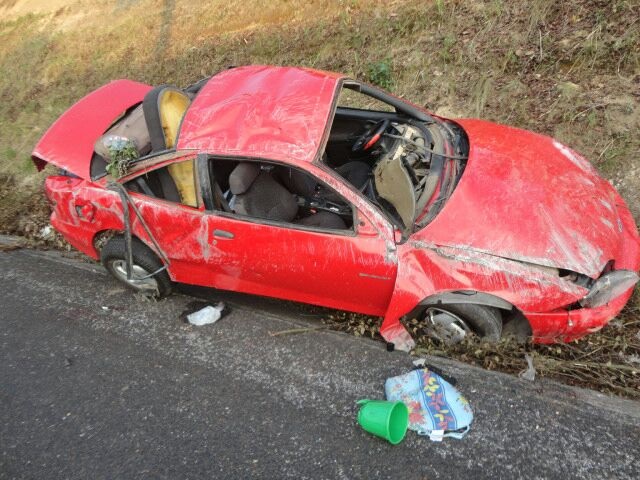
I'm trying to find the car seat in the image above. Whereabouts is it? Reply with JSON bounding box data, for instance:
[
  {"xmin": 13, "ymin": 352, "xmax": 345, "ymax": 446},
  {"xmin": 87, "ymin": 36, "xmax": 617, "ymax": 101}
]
[
  {"xmin": 228, "ymin": 163, "xmax": 346, "ymax": 229},
  {"xmin": 143, "ymin": 86, "xmax": 197, "ymax": 207},
  {"xmin": 335, "ymin": 161, "xmax": 370, "ymax": 191},
  {"xmin": 277, "ymin": 161, "xmax": 370, "ymax": 199},
  {"xmin": 229, "ymin": 162, "xmax": 299, "ymax": 222}
]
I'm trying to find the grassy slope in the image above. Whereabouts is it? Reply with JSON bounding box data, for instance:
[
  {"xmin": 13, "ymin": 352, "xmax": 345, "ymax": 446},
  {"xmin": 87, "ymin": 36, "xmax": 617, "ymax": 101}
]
[{"xmin": 0, "ymin": 0, "xmax": 638, "ymax": 395}]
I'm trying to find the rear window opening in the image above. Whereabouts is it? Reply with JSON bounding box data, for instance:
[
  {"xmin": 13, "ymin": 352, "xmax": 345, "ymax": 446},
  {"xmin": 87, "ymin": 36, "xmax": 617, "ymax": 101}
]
[
  {"xmin": 125, "ymin": 158, "xmax": 198, "ymax": 208},
  {"xmin": 91, "ymin": 85, "xmax": 192, "ymax": 180}
]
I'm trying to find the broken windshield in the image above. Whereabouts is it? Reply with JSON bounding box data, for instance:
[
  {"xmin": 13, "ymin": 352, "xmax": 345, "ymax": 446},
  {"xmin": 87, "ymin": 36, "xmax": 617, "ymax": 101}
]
[
  {"xmin": 324, "ymin": 81, "xmax": 467, "ymax": 234},
  {"xmin": 372, "ymin": 119, "xmax": 468, "ymax": 232}
]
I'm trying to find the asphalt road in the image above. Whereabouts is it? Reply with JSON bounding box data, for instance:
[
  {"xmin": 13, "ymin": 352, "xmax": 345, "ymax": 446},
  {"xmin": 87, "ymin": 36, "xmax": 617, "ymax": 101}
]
[{"xmin": 1, "ymin": 246, "xmax": 640, "ymax": 479}]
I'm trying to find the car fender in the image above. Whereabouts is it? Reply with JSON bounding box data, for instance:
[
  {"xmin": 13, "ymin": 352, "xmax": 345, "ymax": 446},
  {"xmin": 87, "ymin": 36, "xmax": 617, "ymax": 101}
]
[
  {"xmin": 46, "ymin": 177, "xmax": 169, "ymax": 269},
  {"xmin": 419, "ymin": 291, "xmax": 514, "ymax": 309},
  {"xmin": 379, "ymin": 240, "xmax": 588, "ymax": 350}
]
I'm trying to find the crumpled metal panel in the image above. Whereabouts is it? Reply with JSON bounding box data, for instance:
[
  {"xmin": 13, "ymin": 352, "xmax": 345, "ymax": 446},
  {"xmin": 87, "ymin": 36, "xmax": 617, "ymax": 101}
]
[
  {"xmin": 32, "ymin": 80, "xmax": 152, "ymax": 179},
  {"xmin": 379, "ymin": 240, "xmax": 589, "ymax": 346},
  {"xmin": 418, "ymin": 119, "xmax": 628, "ymax": 278},
  {"xmin": 177, "ymin": 66, "xmax": 344, "ymax": 163}
]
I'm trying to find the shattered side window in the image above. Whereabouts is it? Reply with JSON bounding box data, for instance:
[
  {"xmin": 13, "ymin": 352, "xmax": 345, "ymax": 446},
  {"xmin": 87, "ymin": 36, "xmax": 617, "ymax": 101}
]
[{"xmin": 125, "ymin": 158, "xmax": 199, "ymax": 208}]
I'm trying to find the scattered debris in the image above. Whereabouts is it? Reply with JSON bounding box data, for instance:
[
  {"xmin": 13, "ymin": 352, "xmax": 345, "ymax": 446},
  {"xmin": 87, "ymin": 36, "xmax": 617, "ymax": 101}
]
[
  {"xmin": 413, "ymin": 358, "xmax": 426, "ymax": 368},
  {"xmin": 186, "ymin": 303, "xmax": 226, "ymax": 326},
  {"xmin": 38, "ymin": 225, "xmax": 53, "ymax": 239},
  {"xmin": 101, "ymin": 136, "xmax": 139, "ymax": 178},
  {"xmin": 385, "ymin": 368, "xmax": 473, "ymax": 441},
  {"xmin": 356, "ymin": 399, "xmax": 408, "ymax": 445},
  {"xmin": 519, "ymin": 353, "xmax": 536, "ymax": 382}
]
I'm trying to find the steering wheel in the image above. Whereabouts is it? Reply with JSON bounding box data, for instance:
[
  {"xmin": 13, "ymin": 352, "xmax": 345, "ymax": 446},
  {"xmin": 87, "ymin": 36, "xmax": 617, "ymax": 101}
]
[{"xmin": 351, "ymin": 119, "xmax": 390, "ymax": 153}]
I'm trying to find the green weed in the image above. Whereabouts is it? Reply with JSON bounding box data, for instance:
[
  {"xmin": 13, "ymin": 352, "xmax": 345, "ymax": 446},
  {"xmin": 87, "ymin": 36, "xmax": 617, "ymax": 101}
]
[{"xmin": 367, "ymin": 60, "xmax": 392, "ymax": 89}]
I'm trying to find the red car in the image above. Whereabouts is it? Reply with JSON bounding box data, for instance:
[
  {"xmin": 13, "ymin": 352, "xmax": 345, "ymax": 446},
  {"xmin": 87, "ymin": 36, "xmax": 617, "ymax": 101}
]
[{"xmin": 33, "ymin": 65, "xmax": 640, "ymax": 351}]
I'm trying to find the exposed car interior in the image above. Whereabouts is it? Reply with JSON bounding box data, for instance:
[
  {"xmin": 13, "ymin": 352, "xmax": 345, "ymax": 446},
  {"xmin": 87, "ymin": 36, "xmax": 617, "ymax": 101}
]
[
  {"xmin": 323, "ymin": 82, "xmax": 469, "ymax": 231},
  {"xmin": 125, "ymin": 158, "xmax": 198, "ymax": 208},
  {"xmin": 94, "ymin": 85, "xmax": 197, "ymax": 207},
  {"xmin": 104, "ymin": 78, "xmax": 468, "ymax": 233},
  {"xmin": 208, "ymin": 158, "xmax": 354, "ymax": 230}
]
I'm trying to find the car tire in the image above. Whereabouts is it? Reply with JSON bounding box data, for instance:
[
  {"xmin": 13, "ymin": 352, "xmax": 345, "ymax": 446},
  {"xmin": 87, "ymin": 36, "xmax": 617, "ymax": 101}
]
[
  {"xmin": 100, "ymin": 236, "xmax": 172, "ymax": 297},
  {"xmin": 422, "ymin": 303, "xmax": 502, "ymax": 344}
]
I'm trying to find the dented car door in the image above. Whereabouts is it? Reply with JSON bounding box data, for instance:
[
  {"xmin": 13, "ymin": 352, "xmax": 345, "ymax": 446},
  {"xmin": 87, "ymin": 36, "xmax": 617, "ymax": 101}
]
[
  {"xmin": 195, "ymin": 207, "xmax": 397, "ymax": 316},
  {"xmin": 193, "ymin": 156, "xmax": 398, "ymax": 316}
]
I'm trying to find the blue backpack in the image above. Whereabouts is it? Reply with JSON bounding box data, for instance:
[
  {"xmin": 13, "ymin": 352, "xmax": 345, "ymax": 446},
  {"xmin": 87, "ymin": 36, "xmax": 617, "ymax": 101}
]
[{"xmin": 385, "ymin": 368, "xmax": 473, "ymax": 441}]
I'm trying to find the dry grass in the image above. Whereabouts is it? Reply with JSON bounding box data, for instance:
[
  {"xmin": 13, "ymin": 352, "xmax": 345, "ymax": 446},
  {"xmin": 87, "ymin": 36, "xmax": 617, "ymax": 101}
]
[{"xmin": 1, "ymin": 0, "xmax": 639, "ymax": 396}]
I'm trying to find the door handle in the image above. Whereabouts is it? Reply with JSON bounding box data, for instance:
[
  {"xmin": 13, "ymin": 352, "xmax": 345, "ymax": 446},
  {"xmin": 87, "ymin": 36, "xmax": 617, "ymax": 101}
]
[{"xmin": 213, "ymin": 229, "xmax": 234, "ymax": 239}]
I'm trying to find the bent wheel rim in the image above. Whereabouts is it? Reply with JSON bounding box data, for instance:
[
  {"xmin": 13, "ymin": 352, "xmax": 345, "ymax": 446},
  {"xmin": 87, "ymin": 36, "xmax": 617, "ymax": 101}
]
[
  {"xmin": 424, "ymin": 307, "xmax": 471, "ymax": 345},
  {"xmin": 111, "ymin": 260, "xmax": 158, "ymax": 292}
]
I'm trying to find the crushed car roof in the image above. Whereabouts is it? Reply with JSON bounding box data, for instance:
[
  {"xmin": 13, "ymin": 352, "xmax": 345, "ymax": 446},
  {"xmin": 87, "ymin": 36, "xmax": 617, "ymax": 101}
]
[
  {"xmin": 32, "ymin": 80, "xmax": 152, "ymax": 179},
  {"xmin": 176, "ymin": 65, "xmax": 345, "ymax": 164}
]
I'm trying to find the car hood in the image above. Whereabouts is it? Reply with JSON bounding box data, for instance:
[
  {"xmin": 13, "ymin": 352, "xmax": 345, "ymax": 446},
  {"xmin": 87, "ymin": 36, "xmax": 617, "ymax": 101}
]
[
  {"xmin": 32, "ymin": 80, "xmax": 152, "ymax": 179},
  {"xmin": 415, "ymin": 119, "xmax": 624, "ymax": 278}
]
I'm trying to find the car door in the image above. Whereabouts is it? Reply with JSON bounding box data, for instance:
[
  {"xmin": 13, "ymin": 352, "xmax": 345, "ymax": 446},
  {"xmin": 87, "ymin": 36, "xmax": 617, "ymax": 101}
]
[{"xmin": 194, "ymin": 155, "xmax": 398, "ymax": 317}]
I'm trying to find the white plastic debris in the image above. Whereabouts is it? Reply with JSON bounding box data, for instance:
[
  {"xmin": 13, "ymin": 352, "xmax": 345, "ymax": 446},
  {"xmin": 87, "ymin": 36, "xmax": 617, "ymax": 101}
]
[
  {"xmin": 187, "ymin": 303, "xmax": 225, "ymax": 326},
  {"xmin": 519, "ymin": 353, "xmax": 536, "ymax": 382},
  {"xmin": 39, "ymin": 225, "xmax": 53, "ymax": 239}
]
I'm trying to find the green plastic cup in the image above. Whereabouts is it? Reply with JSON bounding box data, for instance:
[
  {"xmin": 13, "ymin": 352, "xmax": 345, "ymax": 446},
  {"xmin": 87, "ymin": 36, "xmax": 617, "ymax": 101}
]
[{"xmin": 356, "ymin": 399, "xmax": 409, "ymax": 445}]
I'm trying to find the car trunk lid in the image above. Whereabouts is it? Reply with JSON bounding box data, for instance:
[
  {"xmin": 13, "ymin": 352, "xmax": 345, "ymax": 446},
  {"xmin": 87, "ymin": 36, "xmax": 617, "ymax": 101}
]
[{"xmin": 32, "ymin": 80, "xmax": 152, "ymax": 180}]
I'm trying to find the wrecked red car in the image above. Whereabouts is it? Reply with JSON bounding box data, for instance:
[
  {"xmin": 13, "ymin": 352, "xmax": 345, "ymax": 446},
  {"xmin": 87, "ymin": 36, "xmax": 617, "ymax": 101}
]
[{"xmin": 33, "ymin": 65, "xmax": 640, "ymax": 351}]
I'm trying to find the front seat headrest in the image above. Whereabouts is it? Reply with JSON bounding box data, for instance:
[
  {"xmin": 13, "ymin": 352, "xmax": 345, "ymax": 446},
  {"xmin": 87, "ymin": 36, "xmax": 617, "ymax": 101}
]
[
  {"xmin": 229, "ymin": 162, "xmax": 261, "ymax": 195},
  {"xmin": 143, "ymin": 85, "xmax": 191, "ymax": 152}
]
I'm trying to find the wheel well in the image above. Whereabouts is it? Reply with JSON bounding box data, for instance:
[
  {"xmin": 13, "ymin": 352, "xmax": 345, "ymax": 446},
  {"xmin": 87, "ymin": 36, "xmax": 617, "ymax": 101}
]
[
  {"xmin": 93, "ymin": 229, "xmax": 120, "ymax": 254},
  {"xmin": 93, "ymin": 230, "xmax": 172, "ymax": 284},
  {"xmin": 404, "ymin": 290, "xmax": 532, "ymax": 339},
  {"xmin": 501, "ymin": 308, "xmax": 533, "ymax": 339},
  {"xmin": 92, "ymin": 230, "xmax": 153, "ymax": 256}
]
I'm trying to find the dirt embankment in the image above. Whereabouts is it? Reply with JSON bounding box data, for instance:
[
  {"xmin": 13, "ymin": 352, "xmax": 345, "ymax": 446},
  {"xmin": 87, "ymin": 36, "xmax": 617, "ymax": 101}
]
[{"xmin": 0, "ymin": 173, "xmax": 68, "ymax": 248}]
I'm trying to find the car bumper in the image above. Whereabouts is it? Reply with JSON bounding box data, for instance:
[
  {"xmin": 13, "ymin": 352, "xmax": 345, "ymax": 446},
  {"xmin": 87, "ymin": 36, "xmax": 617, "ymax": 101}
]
[
  {"xmin": 525, "ymin": 286, "xmax": 635, "ymax": 343},
  {"xmin": 526, "ymin": 198, "xmax": 640, "ymax": 343}
]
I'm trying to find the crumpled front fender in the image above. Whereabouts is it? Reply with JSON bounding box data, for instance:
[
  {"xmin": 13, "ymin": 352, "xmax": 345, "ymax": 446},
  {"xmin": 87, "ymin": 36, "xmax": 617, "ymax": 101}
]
[{"xmin": 379, "ymin": 241, "xmax": 588, "ymax": 350}]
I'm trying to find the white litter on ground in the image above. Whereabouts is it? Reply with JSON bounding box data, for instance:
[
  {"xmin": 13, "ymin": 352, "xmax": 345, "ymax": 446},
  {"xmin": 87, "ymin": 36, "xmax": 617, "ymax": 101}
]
[
  {"xmin": 519, "ymin": 353, "xmax": 536, "ymax": 382},
  {"xmin": 39, "ymin": 225, "xmax": 53, "ymax": 239},
  {"xmin": 187, "ymin": 303, "xmax": 225, "ymax": 326}
]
